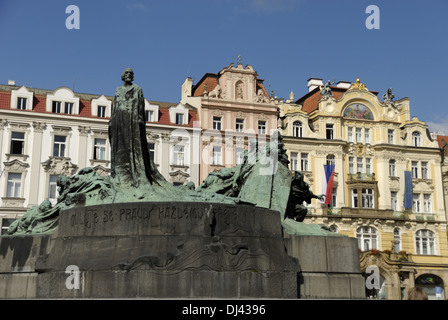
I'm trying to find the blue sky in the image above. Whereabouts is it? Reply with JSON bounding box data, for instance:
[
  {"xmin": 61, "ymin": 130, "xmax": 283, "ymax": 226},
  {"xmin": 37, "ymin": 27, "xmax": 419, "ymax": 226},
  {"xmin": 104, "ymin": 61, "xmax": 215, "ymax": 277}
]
[{"xmin": 1, "ymin": 0, "xmax": 447, "ymax": 134}]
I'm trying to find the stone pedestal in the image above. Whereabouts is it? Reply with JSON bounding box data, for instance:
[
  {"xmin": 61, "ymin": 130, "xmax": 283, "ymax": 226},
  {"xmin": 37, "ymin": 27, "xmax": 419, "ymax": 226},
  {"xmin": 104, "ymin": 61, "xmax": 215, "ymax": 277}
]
[
  {"xmin": 0, "ymin": 202, "xmax": 298, "ymax": 299},
  {"xmin": 284, "ymin": 233, "xmax": 366, "ymax": 299},
  {"xmin": 0, "ymin": 202, "xmax": 366, "ymax": 299}
]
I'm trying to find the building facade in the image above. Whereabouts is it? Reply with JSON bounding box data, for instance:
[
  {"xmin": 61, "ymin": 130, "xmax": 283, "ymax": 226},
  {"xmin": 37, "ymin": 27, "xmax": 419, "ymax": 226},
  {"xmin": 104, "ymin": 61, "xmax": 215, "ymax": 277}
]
[
  {"xmin": 0, "ymin": 82, "xmax": 200, "ymax": 233},
  {"xmin": 1, "ymin": 66, "xmax": 448, "ymax": 300},
  {"xmin": 180, "ymin": 62, "xmax": 277, "ymax": 182},
  {"xmin": 278, "ymin": 77, "xmax": 448, "ymax": 299}
]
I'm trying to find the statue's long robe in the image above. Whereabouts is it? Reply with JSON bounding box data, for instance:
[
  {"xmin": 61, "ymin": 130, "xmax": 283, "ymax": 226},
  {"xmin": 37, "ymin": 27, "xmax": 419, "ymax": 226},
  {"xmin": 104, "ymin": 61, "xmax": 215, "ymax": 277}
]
[{"xmin": 109, "ymin": 83, "xmax": 163, "ymax": 187}]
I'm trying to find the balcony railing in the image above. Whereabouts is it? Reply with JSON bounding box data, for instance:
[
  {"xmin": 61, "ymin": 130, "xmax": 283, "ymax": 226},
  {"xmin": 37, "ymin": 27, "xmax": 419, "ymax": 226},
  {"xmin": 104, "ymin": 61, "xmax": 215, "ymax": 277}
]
[{"xmin": 347, "ymin": 172, "xmax": 376, "ymax": 181}]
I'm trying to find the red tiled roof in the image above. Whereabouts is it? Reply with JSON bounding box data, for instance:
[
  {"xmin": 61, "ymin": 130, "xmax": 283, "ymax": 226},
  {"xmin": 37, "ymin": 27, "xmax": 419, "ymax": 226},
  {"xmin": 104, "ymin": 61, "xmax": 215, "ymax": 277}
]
[
  {"xmin": 295, "ymin": 86, "xmax": 379, "ymax": 114},
  {"xmin": 191, "ymin": 71, "xmax": 270, "ymax": 99},
  {"xmin": 437, "ymin": 135, "xmax": 448, "ymax": 155},
  {"xmin": 0, "ymin": 88, "xmax": 197, "ymax": 128}
]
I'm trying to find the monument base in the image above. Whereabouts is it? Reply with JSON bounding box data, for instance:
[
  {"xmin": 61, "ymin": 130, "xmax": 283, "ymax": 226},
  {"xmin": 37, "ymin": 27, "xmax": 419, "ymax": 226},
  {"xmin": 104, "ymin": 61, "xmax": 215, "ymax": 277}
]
[
  {"xmin": 0, "ymin": 202, "xmax": 365, "ymax": 299},
  {"xmin": 284, "ymin": 233, "xmax": 366, "ymax": 299}
]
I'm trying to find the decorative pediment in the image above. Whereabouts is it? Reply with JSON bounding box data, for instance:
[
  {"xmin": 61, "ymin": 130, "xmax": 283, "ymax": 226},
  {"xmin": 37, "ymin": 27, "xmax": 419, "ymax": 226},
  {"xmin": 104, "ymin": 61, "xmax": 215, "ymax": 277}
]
[
  {"xmin": 3, "ymin": 159, "xmax": 29, "ymax": 173},
  {"xmin": 92, "ymin": 164, "xmax": 111, "ymax": 177},
  {"xmin": 169, "ymin": 169, "xmax": 190, "ymax": 184},
  {"xmin": 42, "ymin": 157, "xmax": 77, "ymax": 176}
]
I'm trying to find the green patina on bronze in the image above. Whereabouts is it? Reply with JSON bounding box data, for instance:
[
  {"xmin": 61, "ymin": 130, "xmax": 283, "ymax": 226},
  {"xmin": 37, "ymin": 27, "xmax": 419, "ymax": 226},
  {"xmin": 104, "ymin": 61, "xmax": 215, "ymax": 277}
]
[{"xmin": 6, "ymin": 68, "xmax": 341, "ymax": 237}]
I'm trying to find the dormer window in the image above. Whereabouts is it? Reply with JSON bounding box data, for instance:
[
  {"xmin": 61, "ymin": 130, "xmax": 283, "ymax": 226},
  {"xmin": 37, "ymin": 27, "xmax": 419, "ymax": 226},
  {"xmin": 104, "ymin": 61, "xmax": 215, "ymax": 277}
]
[
  {"xmin": 91, "ymin": 95, "xmax": 111, "ymax": 118},
  {"xmin": 169, "ymin": 103, "xmax": 189, "ymax": 125},
  {"xmin": 412, "ymin": 131, "xmax": 422, "ymax": 147},
  {"xmin": 46, "ymin": 87, "xmax": 80, "ymax": 115},
  {"xmin": 176, "ymin": 113, "xmax": 184, "ymax": 125},
  {"xmin": 97, "ymin": 105, "xmax": 107, "ymax": 118},
  {"xmin": 17, "ymin": 97, "xmax": 27, "ymax": 110},
  {"xmin": 144, "ymin": 101, "xmax": 159, "ymax": 122},
  {"xmin": 10, "ymin": 86, "xmax": 34, "ymax": 111}
]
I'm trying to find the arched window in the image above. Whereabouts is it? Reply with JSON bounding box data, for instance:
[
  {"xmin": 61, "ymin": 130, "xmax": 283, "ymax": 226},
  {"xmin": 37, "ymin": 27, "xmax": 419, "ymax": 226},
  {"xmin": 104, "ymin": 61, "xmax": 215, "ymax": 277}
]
[
  {"xmin": 393, "ymin": 228, "xmax": 401, "ymax": 253},
  {"xmin": 326, "ymin": 154, "xmax": 335, "ymax": 166},
  {"xmin": 416, "ymin": 229, "xmax": 436, "ymax": 255},
  {"xmin": 389, "ymin": 159, "xmax": 396, "ymax": 176},
  {"xmin": 412, "ymin": 131, "xmax": 422, "ymax": 147},
  {"xmin": 357, "ymin": 226, "xmax": 378, "ymax": 251},
  {"xmin": 293, "ymin": 121, "xmax": 302, "ymax": 137}
]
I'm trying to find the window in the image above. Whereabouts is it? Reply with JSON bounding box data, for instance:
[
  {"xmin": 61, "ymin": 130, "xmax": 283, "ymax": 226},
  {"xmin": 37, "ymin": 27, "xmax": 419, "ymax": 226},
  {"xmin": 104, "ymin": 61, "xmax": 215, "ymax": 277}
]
[
  {"xmin": 355, "ymin": 128, "xmax": 362, "ymax": 143},
  {"xmin": 423, "ymin": 194, "xmax": 432, "ymax": 213},
  {"xmin": 235, "ymin": 119, "xmax": 244, "ymax": 132},
  {"xmin": 17, "ymin": 97, "xmax": 27, "ymax": 110},
  {"xmin": 411, "ymin": 161, "xmax": 419, "ymax": 179},
  {"xmin": 145, "ymin": 110, "xmax": 154, "ymax": 122},
  {"xmin": 213, "ymin": 117, "xmax": 222, "ymax": 130},
  {"xmin": 388, "ymin": 129, "xmax": 394, "ymax": 144},
  {"xmin": 258, "ymin": 121, "xmax": 266, "ymax": 135},
  {"xmin": 421, "ymin": 162, "xmax": 429, "ymax": 179},
  {"xmin": 416, "ymin": 230, "xmax": 435, "ymax": 255},
  {"xmin": 174, "ymin": 145, "xmax": 185, "ymax": 166},
  {"xmin": 235, "ymin": 148, "xmax": 244, "ymax": 165},
  {"xmin": 389, "ymin": 160, "xmax": 396, "ymax": 177},
  {"xmin": 293, "ymin": 121, "xmax": 302, "ymax": 138},
  {"xmin": 357, "ymin": 226, "xmax": 377, "ymax": 251},
  {"xmin": 64, "ymin": 102, "xmax": 73, "ymax": 114},
  {"xmin": 348, "ymin": 127, "xmax": 353, "ymax": 143},
  {"xmin": 331, "ymin": 187, "xmax": 337, "ymax": 207},
  {"xmin": 148, "ymin": 143, "xmax": 155, "ymax": 161},
  {"xmin": 48, "ymin": 175, "xmax": 59, "ymax": 204},
  {"xmin": 326, "ymin": 154, "xmax": 335, "ymax": 166},
  {"xmin": 290, "ymin": 152, "xmax": 298, "ymax": 171},
  {"xmin": 362, "ymin": 188, "xmax": 374, "ymax": 208},
  {"xmin": 352, "ymin": 189, "xmax": 359, "ymax": 208},
  {"xmin": 175, "ymin": 113, "xmax": 184, "ymax": 125},
  {"xmin": 53, "ymin": 135, "xmax": 67, "ymax": 157},
  {"xmin": 212, "ymin": 146, "xmax": 222, "ymax": 165},
  {"xmin": 349, "ymin": 156, "xmax": 354, "ymax": 174},
  {"xmin": 391, "ymin": 192, "xmax": 398, "ymax": 211},
  {"xmin": 394, "ymin": 228, "xmax": 401, "ymax": 253},
  {"xmin": 366, "ymin": 158, "xmax": 371, "ymax": 175},
  {"xmin": 326, "ymin": 124, "xmax": 334, "ymax": 139},
  {"xmin": 412, "ymin": 131, "xmax": 421, "ymax": 147},
  {"xmin": 52, "ymin": 101, "xmax": 62, "ymax": 113},
  {"xmin": 97, "ymin": 105, "xmax": 107, "ymax": 118},
  {"xmin": 1, "ymin": 219, "xmax": 15, "ymax": 235},
  {"xmin": 365, "ymin": 128, "xmax": 370, "ymax": 144},
  {"xmin": 6, "ymin": 173, "xmax": 21, "ymax": 198},
  {"xmin": 10, "ymin": 132, "xmax": 25, "ymax": 154},
  {"xmin": 301, "ymin": 153, "xmax": 309, "ymax": 171},
  {"xmin": 94, "ymin": 138, "xmax": 106, "ymax": 160},
  {"xmin": 413, "ymin": 193, "xmax": 421, "ymax": 213},
  {"xmin": 357, "ymin": 157, "xmax": 363, "ymax": 173}
]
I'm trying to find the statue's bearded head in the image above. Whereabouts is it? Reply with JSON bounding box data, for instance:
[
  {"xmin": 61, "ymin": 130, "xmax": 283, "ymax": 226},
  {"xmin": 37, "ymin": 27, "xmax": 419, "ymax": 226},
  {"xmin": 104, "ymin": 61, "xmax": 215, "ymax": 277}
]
[{"xmin": 121, "ymin": 68, "xmax": 134, "ymax": 83}]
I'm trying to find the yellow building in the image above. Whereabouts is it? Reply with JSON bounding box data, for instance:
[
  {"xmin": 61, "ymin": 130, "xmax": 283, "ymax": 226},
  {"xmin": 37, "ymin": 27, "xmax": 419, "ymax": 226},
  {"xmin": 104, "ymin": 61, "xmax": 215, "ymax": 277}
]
[{"xmin": 278, "ymin": 78, "xmax": 448, "ymax": 299}]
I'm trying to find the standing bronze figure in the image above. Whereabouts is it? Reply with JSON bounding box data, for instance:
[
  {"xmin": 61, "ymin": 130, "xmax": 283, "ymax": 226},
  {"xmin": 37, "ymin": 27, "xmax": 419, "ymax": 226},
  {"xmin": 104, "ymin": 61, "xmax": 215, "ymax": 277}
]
[{"xmin": 108, "ymin": 68, "xmax": 163, "ymax": 187}]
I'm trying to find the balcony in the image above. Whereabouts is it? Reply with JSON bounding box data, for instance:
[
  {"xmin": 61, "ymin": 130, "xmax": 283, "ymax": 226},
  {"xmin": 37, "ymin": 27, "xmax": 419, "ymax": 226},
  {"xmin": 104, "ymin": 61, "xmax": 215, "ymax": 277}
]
[{"xmin": 347, "ymin": 172, "xmax": 376, "ymax": 182}]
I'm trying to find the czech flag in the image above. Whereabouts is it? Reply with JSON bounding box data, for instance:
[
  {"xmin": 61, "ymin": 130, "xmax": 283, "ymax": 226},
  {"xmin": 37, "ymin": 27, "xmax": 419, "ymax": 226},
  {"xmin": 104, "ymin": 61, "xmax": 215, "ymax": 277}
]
[{"xmin": 321, "ymin": 165, "xmax": 335, "ymax": 205}]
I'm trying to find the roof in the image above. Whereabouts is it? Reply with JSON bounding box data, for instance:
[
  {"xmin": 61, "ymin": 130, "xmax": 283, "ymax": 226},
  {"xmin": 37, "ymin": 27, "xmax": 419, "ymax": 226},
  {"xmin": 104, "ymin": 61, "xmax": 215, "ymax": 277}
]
[
  {"xmin": 191, "ymin": 69, "xmax": 270, "ymax": 99},
  {"xmin": 437, "ymin": 135, "xmax": 448, "ymax": 155},
  {"xmin": 0, "ymin": 84, "xmax": 197, "ymax": 127},
  {"xmin": 295, "ymin": 85, "xmax": 379, "ymax": 114}
]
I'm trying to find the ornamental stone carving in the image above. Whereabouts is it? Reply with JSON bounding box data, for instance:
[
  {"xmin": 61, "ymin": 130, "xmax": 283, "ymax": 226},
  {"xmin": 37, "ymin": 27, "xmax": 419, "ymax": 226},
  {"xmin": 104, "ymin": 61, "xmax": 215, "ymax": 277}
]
[{"xmin": 42, "ymin": 157, "xmax": 77, "ymax": 176}]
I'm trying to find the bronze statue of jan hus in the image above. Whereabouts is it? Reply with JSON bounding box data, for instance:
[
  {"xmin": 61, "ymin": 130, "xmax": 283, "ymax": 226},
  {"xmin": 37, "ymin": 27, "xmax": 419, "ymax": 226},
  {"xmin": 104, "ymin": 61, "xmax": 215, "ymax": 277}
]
[
  {"xmin": 108, "ymin": 68, "xmax": 163, "ymax": 187},
  {"xmin": 286, "ymin": 171, "xmax": 325, "ymax": 222}
]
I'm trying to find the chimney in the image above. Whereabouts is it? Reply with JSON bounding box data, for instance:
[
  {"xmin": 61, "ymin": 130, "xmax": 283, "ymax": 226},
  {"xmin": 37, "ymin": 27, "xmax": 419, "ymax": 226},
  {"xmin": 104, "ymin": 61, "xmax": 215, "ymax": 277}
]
[
  {"xmin": 182, "ymin": 77, "xmax": 193, "ymax": 99},
  {"xmin": 337, "ymin": 81, "xmax": 351, "ymax": 89},
  {"xmin": 8, "ymin": 80, "xmax": 16, "ymax": 86},
  {"xmin": 307, "ymin": 78, "xmax": 323, "ymax": 92}
]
